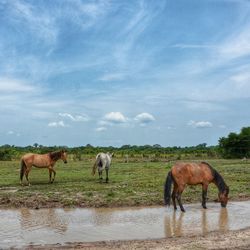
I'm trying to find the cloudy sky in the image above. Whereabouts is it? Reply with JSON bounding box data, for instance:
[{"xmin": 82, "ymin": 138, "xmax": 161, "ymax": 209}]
[{"xmin": 0, "ymin": 0, "xmax": 250, "ymax": 147}]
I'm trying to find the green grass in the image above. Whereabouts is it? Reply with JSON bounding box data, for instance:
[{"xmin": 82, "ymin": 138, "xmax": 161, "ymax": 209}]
[{"xmin": 0, "ymin": 159, "xmax": 249, "ymax": 208}]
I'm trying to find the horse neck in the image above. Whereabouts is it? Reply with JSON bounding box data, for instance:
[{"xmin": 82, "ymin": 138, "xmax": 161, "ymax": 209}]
[
  {"xmin": 49, "ymin": 151, "xmax": 61, "ymax": 161},
  {"xmin": 212, "ymin": 169, "xmax": 227, "ymax": 193}
]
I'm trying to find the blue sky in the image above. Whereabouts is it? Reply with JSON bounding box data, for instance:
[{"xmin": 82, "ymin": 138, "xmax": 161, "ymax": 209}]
[{"xmin": 0, "ymin": 0, "xmax": 250, "ymax": 147}]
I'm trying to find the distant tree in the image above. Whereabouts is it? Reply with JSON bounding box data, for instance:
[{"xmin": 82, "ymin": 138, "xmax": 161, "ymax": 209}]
[
  {"xmin": 120, "ymin": 145, "xmax": 131, "ymax": 149},
  {"xmin": 0, "ymin": 148, "xmax": 12, "ymax": 160},
  {"xmin": 219, "ymin": 127, "xmax": 250, "ymax": 158},
  {"xmin": 195, "ymin": 143, "xmax": 207, "ymax": 149}
]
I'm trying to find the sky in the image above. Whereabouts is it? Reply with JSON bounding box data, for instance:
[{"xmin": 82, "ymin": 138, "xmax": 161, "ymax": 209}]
[{"xmin": 0, "ymin": 0, "xmax": 250, "ymax": 147}]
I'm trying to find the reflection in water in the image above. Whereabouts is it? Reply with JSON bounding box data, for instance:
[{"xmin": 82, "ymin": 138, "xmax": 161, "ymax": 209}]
[
  {"xmin": 201, "ymin": 209, "xmax": 208, "ymax": 234},
  {"xmin": 91, "ymin": 209, "xmax": 114, "ymax": 226},
  {"xmin": 219, "ymin": 208, "xmax": 228, "ymax": 232},
  {"xmin": 164, "ymin": 207, "xmax": 229, "ymax": 237},
  {"xmin": 0, "ymin": 201, "xmax": 249, "ymax": 249},
  {"xmin": 20, "ymin": 208, "xmax": 68, "ymax": 233},
  {"xmin": 164, "ymin": 211, "xmax": 184, "ymax": 237}
]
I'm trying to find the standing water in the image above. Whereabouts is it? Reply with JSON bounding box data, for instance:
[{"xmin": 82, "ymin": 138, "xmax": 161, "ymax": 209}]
[{"xmin": 1, "ymin": 201, "xmax": 250, "ymax": 248}]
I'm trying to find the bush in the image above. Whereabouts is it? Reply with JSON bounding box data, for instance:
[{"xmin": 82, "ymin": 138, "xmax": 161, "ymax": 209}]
[{"xmin": 0, "ymin": 149, "xmax": 12, "ymax": 161}]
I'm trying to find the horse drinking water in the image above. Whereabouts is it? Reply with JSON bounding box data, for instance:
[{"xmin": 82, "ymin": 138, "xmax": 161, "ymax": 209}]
[
  {"xmin": 92, "ymin": 152, "xmax": 113, "ymax": 183},
  {"xmin": 164, "ymin": 162, "xmax": 229, "ymax": 212},
  {"xmin": 20, "ymin": 150, "xmax": 68, "ymax": 185}
]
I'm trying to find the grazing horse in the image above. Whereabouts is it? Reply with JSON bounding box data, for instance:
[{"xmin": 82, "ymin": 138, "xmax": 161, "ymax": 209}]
[
  {"xmin": 92, "ymin": 152, "xmax": 113, "ymax": 183},
  {"xmin": 20, "ymin": 150, "xmax": 68, "ymax": 185},
  {"xmin": 164, "ymin": 162, "xmax": 229, "ymax": 212}
]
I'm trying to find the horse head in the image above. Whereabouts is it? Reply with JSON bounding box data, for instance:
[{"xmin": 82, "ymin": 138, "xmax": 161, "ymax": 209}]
[
  {"xmin": 61, "ymin": 150, "xmax": 68, "ymax": 164},
  {"xmin": 219, "ymin": 186, "xmax": 229, "ymax": 207},
  {"xmin": 108, "ymin": 152, "xmax": 114, "ymax": 158}
]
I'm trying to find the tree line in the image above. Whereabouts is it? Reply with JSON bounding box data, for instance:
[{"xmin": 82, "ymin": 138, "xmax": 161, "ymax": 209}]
[{"xmin": 0, "ymin": 127, "xmax": 249, "ymax": 160}]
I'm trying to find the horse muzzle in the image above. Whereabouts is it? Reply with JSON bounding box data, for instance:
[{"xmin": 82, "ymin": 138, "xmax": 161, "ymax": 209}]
[{"xmin": 64, "ymin": 160, "xmax": 67, "ymax": 164}]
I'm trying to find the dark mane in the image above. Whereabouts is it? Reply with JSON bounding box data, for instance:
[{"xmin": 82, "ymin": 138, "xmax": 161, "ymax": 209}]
[
  {"xmin": 201, "ymin": 161, "xmax": 229, "ymax": 194},
  {"xmin": 49, "ymin": 151, "xmax": 62, "ymax": 161}
]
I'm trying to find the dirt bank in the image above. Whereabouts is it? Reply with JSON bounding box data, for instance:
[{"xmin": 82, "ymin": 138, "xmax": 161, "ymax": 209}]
[{"xmin": 26, "ymin": 227, "xmax": 250, "ymax": 250}]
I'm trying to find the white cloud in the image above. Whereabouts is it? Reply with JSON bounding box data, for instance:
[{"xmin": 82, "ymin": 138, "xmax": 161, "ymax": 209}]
[
  {"xmin": 48, "ymin": 121, "xmax": 66, "ymax": 127},
  {"xmin": 172, "ymin": 44, "xmax": 215, "ymax": 49},
  {"xmin": 68, "ymin": 0, "xmax": 111, "ymax": 29},
  {"xmin": 134, "ymin": 112, "xmax": 155, "ymax": 125},
  {"xmin": 59, "ymin": 113, "xmax": 89, "ymax": 122},
  {"xmin": 218, "ymin": 124, "xmax": 226, "ymax": 129},
  {"xmin": 99, "ymin": 72, "xmax": 126, "ymax": 81},
  {"xmin": 188, "ymin": 120, "xmax": 213, "ymax": 129},
  {"xmin": 104, "ymin": 112, "xmax": 127, "ymax": 124},
  {"xmin": 9, "ymin": 0, "xmax": 58, "ymax": 45},
  {"xmin": 96, "ymin": 127, "xmax": 107, "ymax": 132},
  {"xmin": 0, "ymin": 78, "xmax": 35, "ymax": 93},
  {"xmin": 7, "ymin": 131, "xmax": 20, "ymax": 136}
]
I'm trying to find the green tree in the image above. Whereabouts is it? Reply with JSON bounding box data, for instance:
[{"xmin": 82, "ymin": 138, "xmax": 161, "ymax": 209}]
[{"xmin": 219, "ymin": 127, "xmax": 250, "ymax": 158}]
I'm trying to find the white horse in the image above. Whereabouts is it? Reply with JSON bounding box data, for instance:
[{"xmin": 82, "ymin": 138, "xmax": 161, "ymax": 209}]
[{"xmin": 92, "ymin": 152, "xmax": 113, "ymax": 183}]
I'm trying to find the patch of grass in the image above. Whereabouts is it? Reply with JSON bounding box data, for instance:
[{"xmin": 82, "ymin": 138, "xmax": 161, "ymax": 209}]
[{"xmin": 0, "ymin": 159, "xmax": 249, "ymax": 208}]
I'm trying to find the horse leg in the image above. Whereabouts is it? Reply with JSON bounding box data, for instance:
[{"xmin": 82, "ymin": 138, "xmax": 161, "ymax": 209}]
[
  {"xmin": 49, "ymin": 168, "xmax": 52, "ymax": 183},
  {"xmin": 51, "ymin": 167, "xmax": 56, "ymax": 183},
  {"xmin": 105, "ymin": 168, "xmax": 109, "ymax": 183},
  {"xmin": 176, "ymin": 185, "xmax": 185, "ymax": 212},
  {"xmin": 172, "ymin": 183, "xmax": 178, "ymax": 210},
  {"xmin": 48, "ymin": 166, "xmax": 56, "ymax": 183},
  {"xmin": 98, "ymin": 169, "xmax": 103, "ymax": 181},
  {"xmin": 202, "ymin": 184, "xmax": 208, "ymax": 209},
  {"xmin": 25, "ymin": 167, "xmax": 31, "ymax": 186}
]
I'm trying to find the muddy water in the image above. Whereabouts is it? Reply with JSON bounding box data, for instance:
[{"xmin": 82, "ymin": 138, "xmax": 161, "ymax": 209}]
[{"xmin": 1, "ymin": 201, "xmax": 250, "ymax": 248}]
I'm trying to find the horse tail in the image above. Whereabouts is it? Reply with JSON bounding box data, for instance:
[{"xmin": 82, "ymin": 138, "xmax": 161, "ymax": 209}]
[
  {"xmin": 164, "ymin": 171, "xmax": 173, "ymax": 206},
  {"xmin": 92, "ymin": 154, "xmax": 101, "ymax": 176},
  {"xmin": 20, "ymin": 159, "xmax": 26, "ymax": 182}
]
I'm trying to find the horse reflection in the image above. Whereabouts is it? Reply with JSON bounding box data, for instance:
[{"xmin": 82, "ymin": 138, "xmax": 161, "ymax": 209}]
[
  {"xmin": 93, "ymin": 211, "xmax": 113, "ymax": 225},
  {"xmin": 164, "ymin": 211, "xmax": 184, "ymax": 237},
  {"xmin": 164, "ymin": 207, "xmax": 229, "ymax": 237},
  {"xmin": 20, "ymin": 208, "xmax": 68, "ymax": 233},
  {"xmin": 202, "ymin": 209, "xmax": 208, "ymax": 234},
  {"xmin": 219, "ymin": 208, "xmax": 228, "ymax": 231}
]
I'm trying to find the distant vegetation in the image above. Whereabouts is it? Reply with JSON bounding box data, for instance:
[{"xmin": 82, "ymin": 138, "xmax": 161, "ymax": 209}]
[
  {"xmin": 0, "ymin": 143, "xmax": 219, "ymax": 162},
  {"xmin": 219, "ymin": 127, "xmax": 250, "ymax": 158},
  {"xmin": 0, "ymin": 127, "xmax": 249, "ymax": 161}
]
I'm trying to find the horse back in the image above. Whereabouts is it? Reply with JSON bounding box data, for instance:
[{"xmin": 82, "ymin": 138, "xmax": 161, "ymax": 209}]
[
  {"xmin": 21, "ymin": 153, "xmax": 51, "ymax": 168},
  {"xmin": 171, "ymin": 162, "xmax": 214, "ymax": 185},
  {"xmin": 96, "ymin": 153, "xmax": 112, "ymax": 168}
]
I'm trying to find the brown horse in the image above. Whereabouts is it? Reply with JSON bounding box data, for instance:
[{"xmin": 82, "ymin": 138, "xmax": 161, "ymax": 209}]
[
  {"xmin": 164, "ymin": 162, "xmax": 229, "ymax": 212},
  {"xmin": 20, "ymin": 150, "xmax": 68, "ymax": 185}
]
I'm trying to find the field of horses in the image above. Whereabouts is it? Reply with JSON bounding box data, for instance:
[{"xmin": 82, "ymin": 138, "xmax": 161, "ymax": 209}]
[{"xmin": 0, "ymin": 159, "xmax": 249, "ymax": 208}]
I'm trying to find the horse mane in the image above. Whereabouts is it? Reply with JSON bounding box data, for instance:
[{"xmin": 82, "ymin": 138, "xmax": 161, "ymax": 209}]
[
  {"xmin": 49, "ymin": 151, "xmax": 62, "ymax": 161},
  {"xmin": 201, "ymin": 162, "xmax": 229, "ymax": 194}
]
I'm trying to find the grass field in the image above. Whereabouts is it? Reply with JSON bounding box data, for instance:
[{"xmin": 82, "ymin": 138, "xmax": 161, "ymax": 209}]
[{"xmin": 0, "ymin": 159, "xmax": 249, "ymax": 208}]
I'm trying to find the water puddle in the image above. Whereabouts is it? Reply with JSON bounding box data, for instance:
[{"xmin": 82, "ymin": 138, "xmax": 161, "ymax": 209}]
[{"xmin": 1, "ymin": 200, "xmax": 250, "ymax": 248}]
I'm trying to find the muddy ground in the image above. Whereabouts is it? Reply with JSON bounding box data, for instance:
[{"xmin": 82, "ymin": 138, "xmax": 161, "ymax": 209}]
[{"xmin": 26, "ymin": 227, "xmax": 250, "ymax": 250}]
